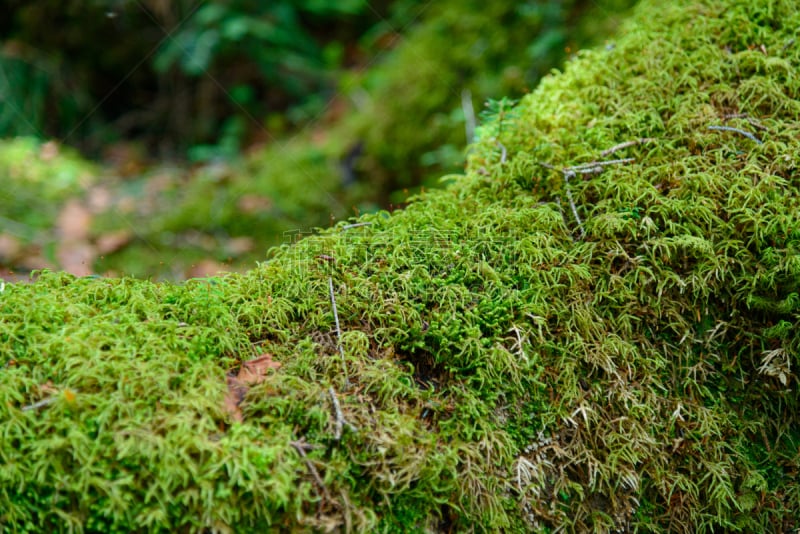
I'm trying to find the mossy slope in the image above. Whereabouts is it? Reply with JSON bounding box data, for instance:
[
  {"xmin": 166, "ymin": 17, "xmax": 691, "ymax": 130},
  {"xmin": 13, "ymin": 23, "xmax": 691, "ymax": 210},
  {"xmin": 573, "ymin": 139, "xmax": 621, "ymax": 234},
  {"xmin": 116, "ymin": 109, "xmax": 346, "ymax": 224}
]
[{"xmin": 2, "ymin": 0, "xmax": 800, "ymax": 531}]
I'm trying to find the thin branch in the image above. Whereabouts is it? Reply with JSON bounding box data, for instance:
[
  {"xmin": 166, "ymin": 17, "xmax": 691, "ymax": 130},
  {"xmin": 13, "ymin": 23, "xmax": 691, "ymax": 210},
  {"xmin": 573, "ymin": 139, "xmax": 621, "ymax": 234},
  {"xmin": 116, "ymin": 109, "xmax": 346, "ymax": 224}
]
[
  {"xmin": 328, "ymin": 277, "xmax": 350, "ymax": 388},
  {"xmin": 21, "ymin": 397, "xmax": 57, "ymax": 412},
  {"xmin": 329, "ymin": 386, "xmax": 357, "ymax": 440},
  {"xmin": 291, "ymin": 439, "xmax": 331, "ymax": 502},
  {"xmin": 707, "ymin": 125, "xmax": 763, "ymax": 144},
  {"xmin": 600, "ymin": 138, "xmax": 655, "ymax": 157},
  {"xmin": 564, "ymin": 157, "xmax": 636, "ymax": 173},
  {"xmin": 538, "ymin": 157, "xmax": 634, "ymax": 239},
  {"xmin": 341, "ymin": 222, "xmax": 373, "ymax": 230},
  {"xmin": 563, "ymin": 172, "xmax": 586, "ymax": 239},
  {"xmin": 497, "ymin": 142, "xmax": 508, "ymax": 164}
]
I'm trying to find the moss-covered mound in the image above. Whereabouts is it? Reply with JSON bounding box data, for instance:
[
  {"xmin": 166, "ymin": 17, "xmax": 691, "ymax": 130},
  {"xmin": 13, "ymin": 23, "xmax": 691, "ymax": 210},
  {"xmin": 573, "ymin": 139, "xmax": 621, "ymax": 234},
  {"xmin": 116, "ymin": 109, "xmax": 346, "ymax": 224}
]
[{"xmin": 2, "ymin": 0, "xmax": 799, "ymax": 531}]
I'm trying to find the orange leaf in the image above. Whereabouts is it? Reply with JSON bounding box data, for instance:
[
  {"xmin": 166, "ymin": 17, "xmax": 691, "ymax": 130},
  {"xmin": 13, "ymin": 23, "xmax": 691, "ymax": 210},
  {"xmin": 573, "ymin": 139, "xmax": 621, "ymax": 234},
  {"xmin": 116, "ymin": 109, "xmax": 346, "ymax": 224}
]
[
  {"xmin": 222, "ymin": 354, "xmax": 280, "ymax": 423},
  {"xmin": 237, "ymin": 354, "xmax": 281, "ymax": 386}
]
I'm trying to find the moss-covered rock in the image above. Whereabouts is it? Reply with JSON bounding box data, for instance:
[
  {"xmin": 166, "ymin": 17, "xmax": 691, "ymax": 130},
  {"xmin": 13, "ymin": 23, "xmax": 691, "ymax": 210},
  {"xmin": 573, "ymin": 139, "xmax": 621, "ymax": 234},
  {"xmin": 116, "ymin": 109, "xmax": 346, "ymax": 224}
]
[{"xmin": 2, "ymin": 0, "xmax": 800, "ymax": 531}]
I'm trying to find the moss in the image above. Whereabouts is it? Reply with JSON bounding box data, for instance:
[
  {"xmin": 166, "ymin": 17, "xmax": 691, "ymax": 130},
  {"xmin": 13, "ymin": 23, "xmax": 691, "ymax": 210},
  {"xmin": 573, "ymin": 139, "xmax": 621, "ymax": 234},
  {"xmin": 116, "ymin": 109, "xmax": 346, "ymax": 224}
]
[{"xmin": 3, "ymin": 0, "xmax": 800, "ymax": 531}]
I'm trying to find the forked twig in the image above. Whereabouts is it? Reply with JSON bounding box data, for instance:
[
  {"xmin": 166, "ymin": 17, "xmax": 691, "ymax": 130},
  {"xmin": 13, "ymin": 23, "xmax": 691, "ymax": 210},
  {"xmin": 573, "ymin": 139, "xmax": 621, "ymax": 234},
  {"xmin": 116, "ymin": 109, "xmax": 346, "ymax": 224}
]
[
  {"xmin": 539, "ymin": 157, "xmax": 634, "ymax": 239},
  {"xmin": 329, "ymin": 386, "xmax": 357, "ymax": 440}
]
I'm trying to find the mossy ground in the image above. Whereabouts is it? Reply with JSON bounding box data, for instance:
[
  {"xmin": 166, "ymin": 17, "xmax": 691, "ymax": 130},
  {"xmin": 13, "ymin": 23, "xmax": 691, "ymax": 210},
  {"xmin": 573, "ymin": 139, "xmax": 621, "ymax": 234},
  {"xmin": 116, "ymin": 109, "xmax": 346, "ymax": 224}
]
[{"xmin": 2, "ymin": 0, "xmax": 800, "ymax": 531}]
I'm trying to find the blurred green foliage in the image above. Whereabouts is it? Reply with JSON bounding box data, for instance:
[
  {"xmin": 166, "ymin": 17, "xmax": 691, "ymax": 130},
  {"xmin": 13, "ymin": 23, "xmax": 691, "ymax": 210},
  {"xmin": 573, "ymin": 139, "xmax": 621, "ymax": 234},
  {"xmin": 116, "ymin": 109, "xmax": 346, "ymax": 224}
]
[
  {"xmin": 0, "ymin": 0, "xmax": 637, "ymax": 277},
  {"xmin": 0, "ymin": 138, "xmax": 97, "ymax": 235},
  {"xmin": 0, "ymin": 0, "xmax": 392, "ymax": 154}
]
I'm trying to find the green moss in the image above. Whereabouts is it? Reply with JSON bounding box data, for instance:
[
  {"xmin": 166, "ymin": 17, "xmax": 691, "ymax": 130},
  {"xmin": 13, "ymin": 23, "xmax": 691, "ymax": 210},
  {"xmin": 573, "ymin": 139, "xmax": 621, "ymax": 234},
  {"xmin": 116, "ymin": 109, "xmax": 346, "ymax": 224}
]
[{"xmin": 3, "ymin": 0, "xmax": 800, "ymax": 531}]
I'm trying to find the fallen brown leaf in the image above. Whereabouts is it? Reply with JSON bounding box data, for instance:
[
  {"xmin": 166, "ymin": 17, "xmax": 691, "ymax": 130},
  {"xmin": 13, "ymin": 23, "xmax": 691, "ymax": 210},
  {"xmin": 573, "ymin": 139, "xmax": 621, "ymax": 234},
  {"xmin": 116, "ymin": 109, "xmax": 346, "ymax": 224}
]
[
  {"xmin": 95, "ymin": 230, "xmax": 133, "ymax": 255},
  {"xmin": 0, "ymin": 234, "xmax": 22, "ymax": 262},
  {"xmin": 223, "ymin": 354, "xmax": 281, "ymax": 422},
  {"xmin": 56, "ymin": 241, "xmax": 95, "ymax": 277},
  {"xmin": 57, "ymin": 199, "xmax": 93, "ymax": 242},
  {"xmin": 237, "ymin": 353, "xmax": 282, "ymax": 385}
]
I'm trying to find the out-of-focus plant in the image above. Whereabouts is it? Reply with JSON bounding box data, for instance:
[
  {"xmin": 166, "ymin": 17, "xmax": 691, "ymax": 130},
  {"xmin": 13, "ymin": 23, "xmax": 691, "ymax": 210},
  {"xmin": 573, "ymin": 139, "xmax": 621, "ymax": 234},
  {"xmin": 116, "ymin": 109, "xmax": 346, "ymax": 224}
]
[
  {"xmin": 154, "ymin": 1, "xmax": 365, "ymax": 90},
  {"xmin": 0, "ymin": 0, "xmax": 391, "ymax": 155}
]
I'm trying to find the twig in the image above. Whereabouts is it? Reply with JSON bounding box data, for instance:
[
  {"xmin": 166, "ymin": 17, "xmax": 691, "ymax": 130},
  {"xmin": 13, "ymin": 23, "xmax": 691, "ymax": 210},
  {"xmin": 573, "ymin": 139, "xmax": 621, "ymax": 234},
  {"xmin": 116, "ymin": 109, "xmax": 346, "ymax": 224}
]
[
  {"xmin": 707, "ymin": 125, "xmax": 763, "ymax": 144},
  {"xmin": 601, "ymin": 138, "xmax": 655, "ymax": 157},
  {"xmin": 328, "ymin": 277, "xmax": 350, "ymax": 388},
  {"xmin": 329, "ymin": 386, "xmax": 357, "ymax": 440},
  {"xmin": 461, "ymin": 88, "xmax": 476, "ymax": 144},
  {"xmin": 562, "ymin": 172, "xmax": 586, "ymax": 239},
  {"xmin": 782, "ymin": 38, "xmax": 795, "ymax": 53},
  {"xmin": 497, "ymin": 142, "xmax": 508, "ymax": 164},
  {"xmin": 341, "ymin": 222, "xmax": 373, "ymax": 230},
  {"xmin": 291, "ymin": 439, "xmax": 331, "ymax": 501},
  {"xmin": 539, "ymin": 157, "xmax": 634, "ymax": 239},
  {"xmin": 564, "ymin": 157, "xmax": 636, "ymax": 173},
  {"xmin": 21, "ymin": 397, "xmax": 58, "ymax": 412}
]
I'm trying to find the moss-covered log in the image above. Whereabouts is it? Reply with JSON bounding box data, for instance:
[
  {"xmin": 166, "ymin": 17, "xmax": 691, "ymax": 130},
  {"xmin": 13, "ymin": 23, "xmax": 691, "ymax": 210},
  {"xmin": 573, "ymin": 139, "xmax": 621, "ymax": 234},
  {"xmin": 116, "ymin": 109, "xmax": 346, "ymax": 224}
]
[{"xmin": 2, "ymin": 0, "xmax": 800, "ymax": 531}]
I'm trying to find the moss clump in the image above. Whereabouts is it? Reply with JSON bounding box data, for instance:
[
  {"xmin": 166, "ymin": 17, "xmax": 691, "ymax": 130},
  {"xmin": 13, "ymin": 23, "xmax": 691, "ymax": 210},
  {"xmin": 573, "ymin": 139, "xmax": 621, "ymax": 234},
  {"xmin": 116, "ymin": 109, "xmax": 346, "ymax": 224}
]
[{"xmin": 2, "ymin": 0, "xmax": 800, "ymax": 531}]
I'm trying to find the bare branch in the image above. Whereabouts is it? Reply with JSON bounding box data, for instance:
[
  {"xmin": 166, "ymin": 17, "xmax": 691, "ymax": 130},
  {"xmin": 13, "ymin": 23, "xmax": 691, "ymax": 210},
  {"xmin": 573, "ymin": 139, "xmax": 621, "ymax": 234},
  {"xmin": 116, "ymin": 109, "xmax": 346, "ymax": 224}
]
[
  {"xmin": 707, "ymin": 125, "xmax": 763, "ymax": 144},
  {"xmin": 329, "ymin": 386, "xmax": 357, "ymax": 441},
  {"xmin": 563, "ymin": 171, "xmax": 586, "ymax": 239},
  {"xmin": 341, "ymin": 222, "xmax": 373, "ymax": 230},
  {"xmin": 291, "ymin": 439, "xmax": 331, "ymax": 502},
  {"xmin": 600, "ymin": 138, "xmax": 655, "ymax": 157},
  {"xmin": 497, "ymin": 142, "xmax": 508, "ymax": 164},
  {"xmin": 328, "ymin": 277, "xmax": 350, "ymax": 388}
]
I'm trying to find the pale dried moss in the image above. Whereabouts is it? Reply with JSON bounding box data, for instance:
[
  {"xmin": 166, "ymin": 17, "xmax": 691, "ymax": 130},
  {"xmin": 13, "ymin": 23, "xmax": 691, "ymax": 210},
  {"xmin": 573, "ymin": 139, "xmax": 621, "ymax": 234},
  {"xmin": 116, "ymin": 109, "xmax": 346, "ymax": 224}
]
[{"xmin": 2, "ymin": 0, "xmax": 800, "ymax": 531}]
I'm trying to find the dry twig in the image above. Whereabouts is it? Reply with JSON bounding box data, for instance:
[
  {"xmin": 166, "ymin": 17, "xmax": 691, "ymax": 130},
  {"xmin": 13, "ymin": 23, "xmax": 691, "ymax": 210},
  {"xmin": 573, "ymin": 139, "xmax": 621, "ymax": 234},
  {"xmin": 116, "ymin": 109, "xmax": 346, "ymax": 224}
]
[
  {"xmin": 291, "ymin": 439, "xmax": 331, "ymax": 502},
  {"xmin": 497, "ymin": 142, "xmax": 508, "ymax": 164},
  {"xmin": 564, "ymin": 157, "xmax": 636, "ymax": 174},
  {"xmin": 707, "ymin": 125, "xmax": 763, "ymax": 144},
  {"xmin": 600, "ymin": 138, "xmax": 655, "ymax": 157},
  {"xmin": 562, "ymin": 172, "xmax": 586, "ymax": 239},
  {"xmin": 329, "ymin": 386, "xmax": 357, "ymax": 440},
  {"xmin": 341, "ymin": 222, "xmax": 373, "ymax": 230},
  {"xmin": 328, "ymin": 276, "xmax": 350, "ymax": 388}
]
